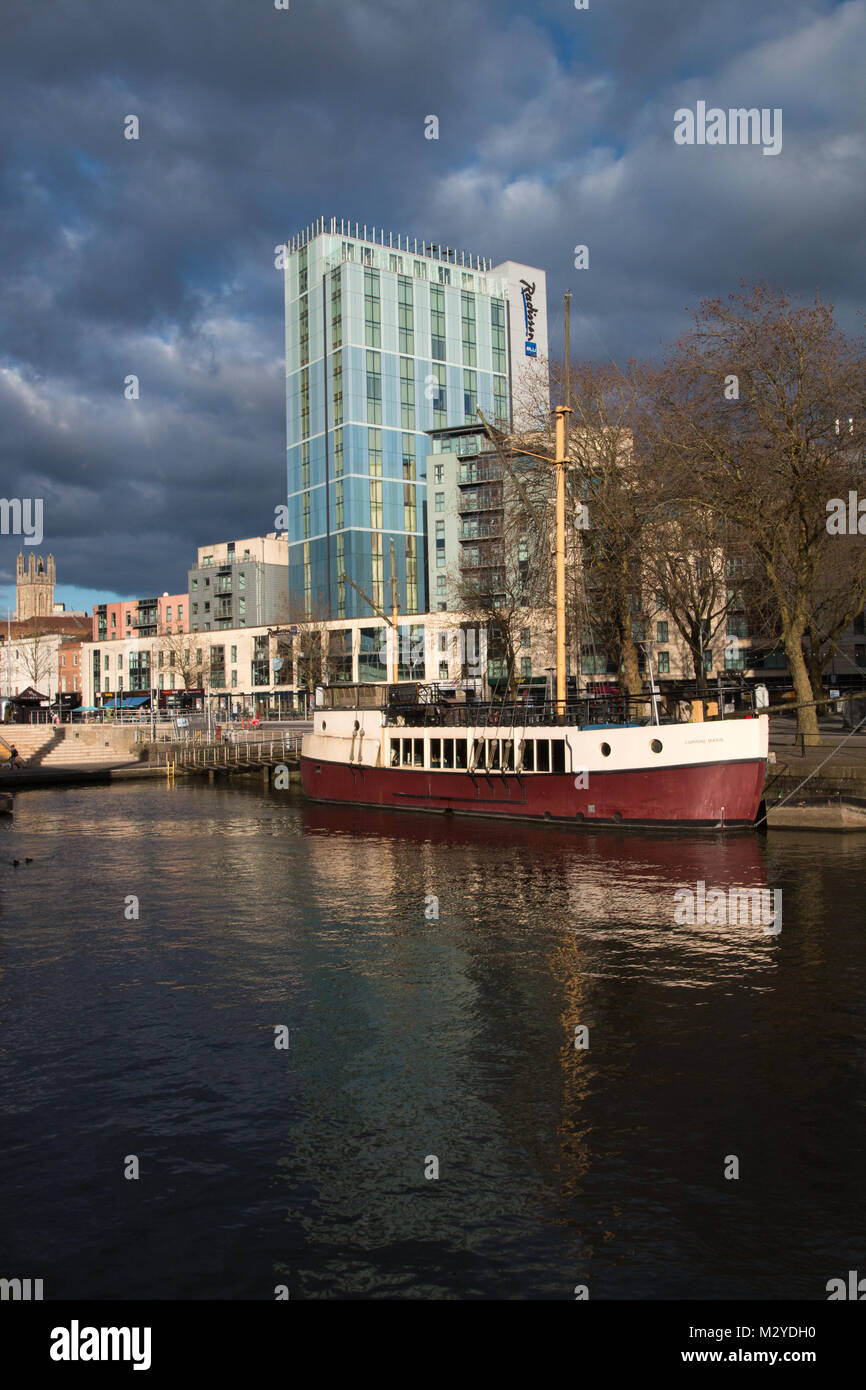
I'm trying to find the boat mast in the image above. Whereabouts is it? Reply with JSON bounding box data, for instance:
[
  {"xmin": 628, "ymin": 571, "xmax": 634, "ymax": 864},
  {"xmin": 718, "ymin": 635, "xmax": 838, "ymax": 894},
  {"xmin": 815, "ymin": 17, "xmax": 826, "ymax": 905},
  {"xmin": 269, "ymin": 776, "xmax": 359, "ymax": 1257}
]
[
  {"xmin": 389, "ymin": 538, "xmax": 399, "ymax": 685},
  {"xmin": 556, "ymin": 290, "xmax": 573, "ymax": 717},
  {"xmin": 554, "ymin": 404, "xmax": 570, "ymax": 716}
]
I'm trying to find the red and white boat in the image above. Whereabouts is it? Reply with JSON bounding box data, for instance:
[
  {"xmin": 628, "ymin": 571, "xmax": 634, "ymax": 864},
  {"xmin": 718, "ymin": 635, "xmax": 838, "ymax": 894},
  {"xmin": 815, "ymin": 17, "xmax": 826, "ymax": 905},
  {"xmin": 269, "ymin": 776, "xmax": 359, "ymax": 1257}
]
[
  {"xmin": 300, "ymin": 697, "xmax": 769, "ymax": 829},
  {"xmin": 302, "ymin": 407, "xmax": 768, "ymax": 829}
]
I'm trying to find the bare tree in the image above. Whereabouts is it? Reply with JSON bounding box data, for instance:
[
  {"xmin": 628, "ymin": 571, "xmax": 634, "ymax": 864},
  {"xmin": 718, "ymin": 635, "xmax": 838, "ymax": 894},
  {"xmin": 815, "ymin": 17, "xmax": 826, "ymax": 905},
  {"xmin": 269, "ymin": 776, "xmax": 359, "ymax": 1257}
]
[{"xmin": 656, "ymin": 282, "xmax": 866, "ymax": 742}]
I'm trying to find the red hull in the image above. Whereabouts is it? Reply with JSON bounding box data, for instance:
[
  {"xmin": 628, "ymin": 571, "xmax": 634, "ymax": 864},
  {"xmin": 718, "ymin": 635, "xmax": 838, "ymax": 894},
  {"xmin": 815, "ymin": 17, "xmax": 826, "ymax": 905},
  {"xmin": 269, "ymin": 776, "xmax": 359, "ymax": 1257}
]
[{"xmin": 300, "ymin": 756, "xmax": 766, "ymax": 827}]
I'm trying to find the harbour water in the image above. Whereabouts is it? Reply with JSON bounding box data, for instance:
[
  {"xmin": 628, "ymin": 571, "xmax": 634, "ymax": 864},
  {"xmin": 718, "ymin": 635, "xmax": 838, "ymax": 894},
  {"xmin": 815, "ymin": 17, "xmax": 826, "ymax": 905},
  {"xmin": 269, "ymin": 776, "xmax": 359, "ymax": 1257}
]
[{"xmin": 1, "ymin": 781, "xmax": 863, "ymax": 1300}]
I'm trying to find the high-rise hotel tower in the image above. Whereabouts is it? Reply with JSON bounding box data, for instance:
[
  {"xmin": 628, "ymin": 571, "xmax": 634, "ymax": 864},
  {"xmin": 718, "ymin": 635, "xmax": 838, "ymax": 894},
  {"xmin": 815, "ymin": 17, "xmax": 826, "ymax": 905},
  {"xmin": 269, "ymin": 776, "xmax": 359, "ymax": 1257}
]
[{"xmin": 283, "ymin": 216, "xmax": 548, "ymax": 620}]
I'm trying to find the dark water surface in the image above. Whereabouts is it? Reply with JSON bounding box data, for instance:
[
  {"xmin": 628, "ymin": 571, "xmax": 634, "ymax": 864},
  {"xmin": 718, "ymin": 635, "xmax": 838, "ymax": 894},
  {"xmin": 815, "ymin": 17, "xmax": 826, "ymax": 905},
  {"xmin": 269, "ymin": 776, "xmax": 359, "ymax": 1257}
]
[{"xmin": 0, "ymin": 781, "xmax": 863, "ymax": 1300}]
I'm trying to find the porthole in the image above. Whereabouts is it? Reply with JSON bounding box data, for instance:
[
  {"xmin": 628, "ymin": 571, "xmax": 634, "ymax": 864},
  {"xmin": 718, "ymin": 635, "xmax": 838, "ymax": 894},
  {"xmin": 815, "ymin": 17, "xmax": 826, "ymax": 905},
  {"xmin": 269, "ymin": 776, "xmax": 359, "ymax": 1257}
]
[
  {"xmin": 651, "ymin": 738, "xmax": 663, "ymax": 753},
  {"xmin": 600, "ymin": 742, "xmax": 611, "ymax": 757}
]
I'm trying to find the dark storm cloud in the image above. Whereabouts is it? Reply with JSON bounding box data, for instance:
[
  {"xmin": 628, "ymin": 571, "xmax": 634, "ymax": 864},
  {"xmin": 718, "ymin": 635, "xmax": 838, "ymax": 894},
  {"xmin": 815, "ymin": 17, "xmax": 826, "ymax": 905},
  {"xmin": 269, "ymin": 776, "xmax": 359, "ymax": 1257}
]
[{"xmin": 1, "ymin": 0, "xmax": 864, "ymax": 597}]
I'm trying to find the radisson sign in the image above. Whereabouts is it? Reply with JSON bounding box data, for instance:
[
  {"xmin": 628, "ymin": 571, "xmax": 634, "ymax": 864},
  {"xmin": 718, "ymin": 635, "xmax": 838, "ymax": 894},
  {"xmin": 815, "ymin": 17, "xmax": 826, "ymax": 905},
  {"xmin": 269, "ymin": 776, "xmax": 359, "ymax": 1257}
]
[{"xmin": 520, "ymin": 279, "xmax": 538, "ymax": 357}]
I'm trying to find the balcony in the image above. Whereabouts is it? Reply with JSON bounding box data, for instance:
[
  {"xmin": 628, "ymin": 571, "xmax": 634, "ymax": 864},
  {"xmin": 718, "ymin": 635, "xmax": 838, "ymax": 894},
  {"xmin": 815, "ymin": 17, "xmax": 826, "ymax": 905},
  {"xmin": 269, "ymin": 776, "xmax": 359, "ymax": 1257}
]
[
  {"xmin": 458, "ymin": 463, "xmax": 502, "ymax": 485},
  {"xmin": 458, "ymin": 494, "xmax": 501, "ymax": 514},
  {"xmin": 459, "ymin": 520, "xmax": 501, "ymax": 540}
]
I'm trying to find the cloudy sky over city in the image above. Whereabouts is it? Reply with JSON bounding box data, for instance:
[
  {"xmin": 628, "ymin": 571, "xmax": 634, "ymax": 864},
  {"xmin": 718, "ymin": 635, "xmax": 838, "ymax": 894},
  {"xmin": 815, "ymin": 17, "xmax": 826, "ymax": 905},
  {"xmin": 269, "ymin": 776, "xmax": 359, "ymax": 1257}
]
[{"xmin": 1, "ymin": 0, "xmax": 864, "ymax": 609}]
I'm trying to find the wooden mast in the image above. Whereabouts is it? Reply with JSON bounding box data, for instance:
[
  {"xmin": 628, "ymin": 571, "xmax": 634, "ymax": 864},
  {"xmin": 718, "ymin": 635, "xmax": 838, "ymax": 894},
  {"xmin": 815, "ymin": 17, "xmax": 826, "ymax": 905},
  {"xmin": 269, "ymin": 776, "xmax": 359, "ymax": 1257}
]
[{"xmin": 554, "ymin": 289, "xmax": 573, "ymax": 715}]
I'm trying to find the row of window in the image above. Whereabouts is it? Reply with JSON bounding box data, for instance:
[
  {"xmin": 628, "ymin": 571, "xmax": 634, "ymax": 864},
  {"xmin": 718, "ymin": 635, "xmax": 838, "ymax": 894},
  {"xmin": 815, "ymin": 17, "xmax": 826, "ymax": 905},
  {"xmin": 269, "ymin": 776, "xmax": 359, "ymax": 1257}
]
[
  {"xmin": 338, "ymin": 243, "xmax": 481, "ymax": 289},
  {"xmin": 192, "ymin": 575, "xmax": 245, "ymax": 591},
  {"xmin": 388, "ymin": 736, "xmax": 568, "ymax": 774}
]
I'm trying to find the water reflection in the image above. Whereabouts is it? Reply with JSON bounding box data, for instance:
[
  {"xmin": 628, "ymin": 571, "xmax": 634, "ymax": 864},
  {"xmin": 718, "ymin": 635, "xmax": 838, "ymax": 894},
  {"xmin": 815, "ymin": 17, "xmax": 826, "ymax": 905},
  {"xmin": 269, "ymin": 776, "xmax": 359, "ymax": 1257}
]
[{"xmin": 0, "ymin": 784, "xmax": 863, "ymax": 1299}]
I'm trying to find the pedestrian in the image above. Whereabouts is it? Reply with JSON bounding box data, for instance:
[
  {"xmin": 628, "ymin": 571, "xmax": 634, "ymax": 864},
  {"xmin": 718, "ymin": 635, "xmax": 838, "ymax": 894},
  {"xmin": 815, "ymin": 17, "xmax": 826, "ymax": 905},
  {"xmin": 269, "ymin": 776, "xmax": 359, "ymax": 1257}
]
[{"xmin": 9, "ymin": 745, "xmax": 24, "ymax": 768}]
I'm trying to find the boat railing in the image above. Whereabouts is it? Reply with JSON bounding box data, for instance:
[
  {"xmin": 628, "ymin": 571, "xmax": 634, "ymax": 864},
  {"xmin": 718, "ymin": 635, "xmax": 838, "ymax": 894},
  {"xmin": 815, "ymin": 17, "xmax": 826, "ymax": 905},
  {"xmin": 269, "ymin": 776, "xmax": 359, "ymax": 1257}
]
[{"xmin": 382, "ymin": 696, "xmax": 659, "ymax": 730}]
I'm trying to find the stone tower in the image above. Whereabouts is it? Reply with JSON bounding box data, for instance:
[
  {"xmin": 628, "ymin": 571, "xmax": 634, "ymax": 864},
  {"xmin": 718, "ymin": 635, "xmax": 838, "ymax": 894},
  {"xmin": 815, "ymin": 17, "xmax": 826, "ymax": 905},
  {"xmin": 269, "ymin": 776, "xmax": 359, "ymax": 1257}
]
[{"xmin": 16, "ymin": 552, "xmax": 55, "ymax": 621}]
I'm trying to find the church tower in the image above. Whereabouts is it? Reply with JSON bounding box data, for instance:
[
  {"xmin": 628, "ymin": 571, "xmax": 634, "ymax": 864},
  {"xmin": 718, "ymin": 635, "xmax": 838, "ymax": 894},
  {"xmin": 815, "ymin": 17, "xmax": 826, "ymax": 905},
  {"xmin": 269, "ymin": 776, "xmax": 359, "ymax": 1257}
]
[{"xmin": 15, "ymin": 553, "xmax": 55, "ymax": 621}]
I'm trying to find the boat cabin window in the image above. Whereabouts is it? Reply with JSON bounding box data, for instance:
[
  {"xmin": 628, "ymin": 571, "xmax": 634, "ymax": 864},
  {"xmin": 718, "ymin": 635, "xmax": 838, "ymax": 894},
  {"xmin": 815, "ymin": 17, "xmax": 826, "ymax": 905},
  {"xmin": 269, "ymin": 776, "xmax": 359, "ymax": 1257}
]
[
  {"xmin": 401, "ymin": 738, "xmax": 413, "ymax": 767},
  {"xmin": 551, "ymin": 739, "xmax": 566, "ymax": 774},
  {"xmin": 521, "ymin": 740, "xmax": 535, "ymax": 772},
  {"xmin": 536, "ymin": 740, "xmax": 550, "ymax": 772},
  {"xmin": 472, "ymin": 737, "xmax": 486, "ymax": 770},
  {"xmin": 503, "ymin": 739, "xmax": 515, "ymax": 771},
  {"xmin": 442, "ymin": 738, "xmax": 454, "ymax": 769},
  {"xmin": 413, "ymin": 738, "xmax": 424, "ymax": 767},
  {"xmin": 430, "ymin": 738, "xmax": 441, "ymax": 768},
  {"xmin": 488, "ymin": 739, "xmax": 500, "ymax": 770},
  {"xmin": 390, "ymin": 740, "xmax": 400, "ymax": 766},
  {"xmin": 455, "ymin": 738, "xmax": 468, "ymax": 769}
]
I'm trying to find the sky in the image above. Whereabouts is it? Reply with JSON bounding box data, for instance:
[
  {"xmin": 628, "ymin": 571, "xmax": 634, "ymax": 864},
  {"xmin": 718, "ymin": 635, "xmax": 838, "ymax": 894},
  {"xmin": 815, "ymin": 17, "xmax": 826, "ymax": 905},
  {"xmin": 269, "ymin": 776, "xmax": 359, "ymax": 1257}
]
[{"xmin": 1, "ymin": 0, "xmax": 864, "ymax": 609}]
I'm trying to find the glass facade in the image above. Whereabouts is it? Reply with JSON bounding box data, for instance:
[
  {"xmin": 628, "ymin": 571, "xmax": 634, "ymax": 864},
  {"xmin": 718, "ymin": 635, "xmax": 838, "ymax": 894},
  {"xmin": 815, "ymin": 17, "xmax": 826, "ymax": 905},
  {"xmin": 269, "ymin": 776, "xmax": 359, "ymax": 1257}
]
[{"xmin": 284, "ymin": 221, "xmax": 524, "ymax": 620}]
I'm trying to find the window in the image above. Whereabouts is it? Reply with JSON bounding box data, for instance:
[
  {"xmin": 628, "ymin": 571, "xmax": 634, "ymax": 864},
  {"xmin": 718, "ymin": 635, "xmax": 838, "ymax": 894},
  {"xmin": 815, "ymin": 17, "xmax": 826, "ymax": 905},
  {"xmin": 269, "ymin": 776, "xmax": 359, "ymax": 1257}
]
[
  {"xmin": 400, "ymin": 357, "xmax": 415, "ymax": 429},
  {"xmin": 430, "ymin": 285, "xmax": 446, "ymax": 361},
  {"xmin": 493, "ymin": 376, "xmax": 507, "ymax": 428},
  {"xmin": 230, "ymin": 645, "xmax": 237, "ymax": 663},
  {"xmin": 437, "ymin": 265, "xmax": 451, "ymax": 285},
  {"xmin": 166, "ymin": 606, "xmax": 172, "ymax": 621},
  {"xmin": 341, "ymin": 241, "xmax": 355, "ymax": 261},
  {"xmin": 413, "ymin": 259, "xmax": 427, "ymax": 279},
  {"xmin": 461, "ymin": 291, "xmax": 476, "ymax": 367},
  {"xmin": 370, "ymin": 479, "xmax": 383, "ymax": 529},
  {"xmin": 332, "ymin": 350, "xmax": 343, "ymax": 426},
  {"xmin": 330, "ymin": 275, "xmax": 342, "ymax": 348},
  {"xmin": 463, "ymin": 369, "xmax": 477, "ymax": 423},
  {"xmin": 521, "ymin": 657, "xmax": 531, "ymax": 679},
  {"xmin": 435, "ymin": 491, "xmax": 444, "ymax": 512},
  {"xmin": 298, "ymin": 292, "xmax": 309, "ymax": 367},
  {"xmin": 491, "ymin": 300, "xmax": 506, "ymax": 373},
  {"xmin": 432, "ymin": 363, "xmax": 447, "ymax": 427},
  {"xmin": 192, "ymin": 578, "xmax": 198, "ymax": 590},
  {"xmin": 439, "ymin": 661, "xmax": 449, "ymax": 681},
  {"xmin": 300, "ymin": 366, "xmax": 310, "ymax": 438},
  {"xmin": 434, "ymin": 464, "xmax": 444, "ymax": 483},
  {"xmin": 856, "ymin": 645, "xmax": 866, "ymax": 668},
  {"xmin": 657, "ymin": 651, "xmax": 670, "ymax": 674},
  {"xmin": 656, "ymin": 621, "xmax": 668, "ymax": 643},
  {"xmin": 398, "ymin": 275, "xmax": 414, "ymax": 354},
  {"xmin": 404, "ymin": 484, "xmax": 416, "ymax": 535},
  {"xmin": 521, "ymin": 628, "xmax": 531, "ymax": 648},
  {"xmin": 368, "ymin": 427, "xmax": 383, "ymax": 476},
  {"xmin": 364, "ymin": 267, "xmax": 381, "ymax": 347},
  {"xmin": 366, "ymin": 350, "xmax": 382, "ymax": 424},
  {"xmin": 402, "ymin": 433, "xmax": 416, "ymax": 480}
]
